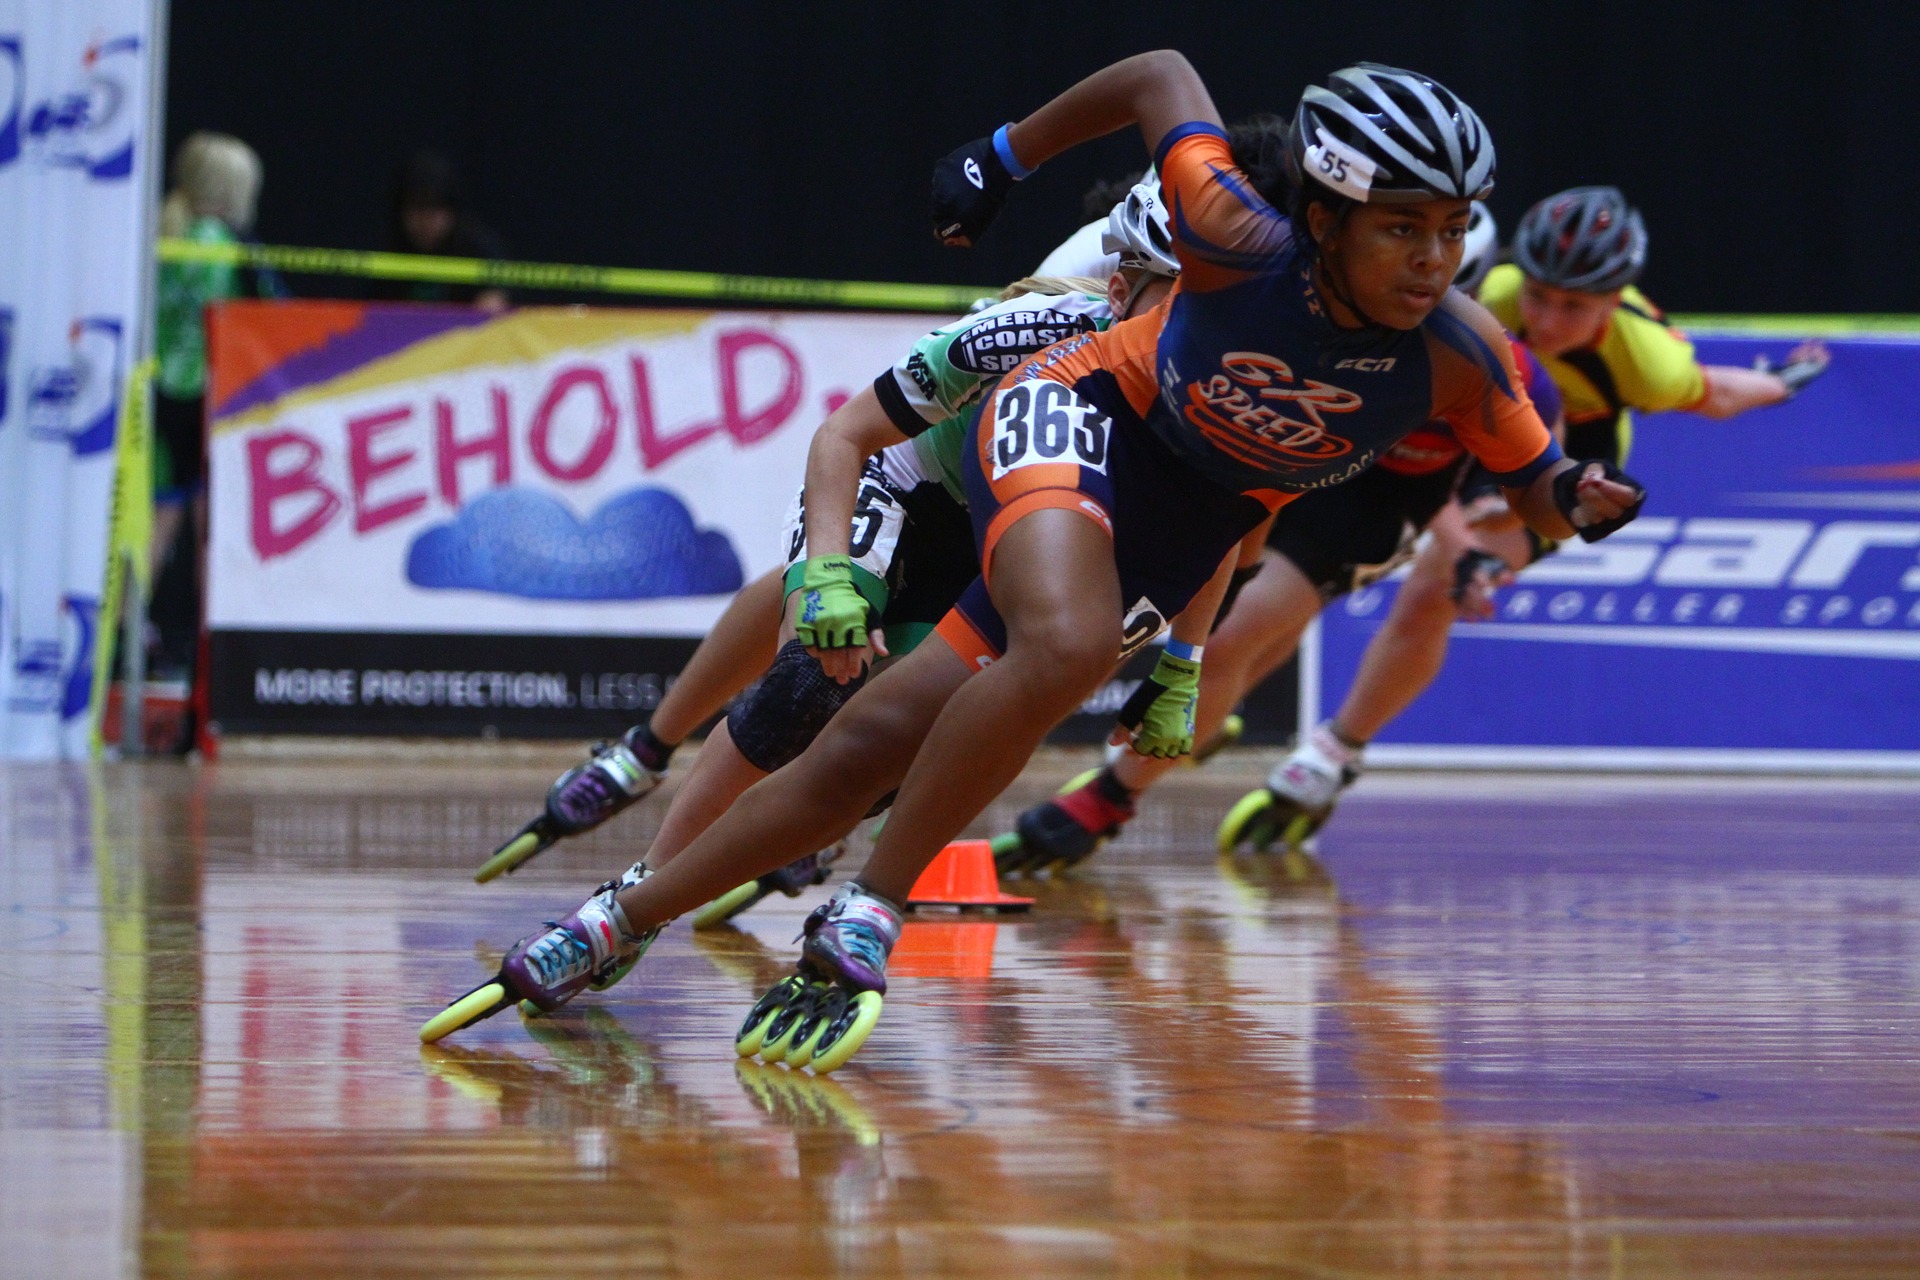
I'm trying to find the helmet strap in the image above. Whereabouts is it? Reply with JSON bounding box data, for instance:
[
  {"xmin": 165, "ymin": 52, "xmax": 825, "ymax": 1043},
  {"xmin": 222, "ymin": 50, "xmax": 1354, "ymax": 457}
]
[{"xmin": 1313, "ymin": 247, "xmax": 1385, "ymax": 331}]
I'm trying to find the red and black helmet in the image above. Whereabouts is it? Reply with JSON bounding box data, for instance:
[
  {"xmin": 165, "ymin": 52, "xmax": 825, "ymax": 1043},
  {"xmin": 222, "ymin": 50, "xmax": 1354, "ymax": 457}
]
[{"xmin": 1513, "ymin": 186, "xmax": 1648, "ymax": 292}]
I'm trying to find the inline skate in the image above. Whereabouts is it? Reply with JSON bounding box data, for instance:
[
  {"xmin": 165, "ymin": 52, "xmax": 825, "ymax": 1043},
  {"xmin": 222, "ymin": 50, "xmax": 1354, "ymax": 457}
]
[
  {"xmin": 735, "ymin": 885, "xmax": 900, "ymax": 1074},
  {"xmin": 475, "ymin": 727, "xmax": 670, "ymax": 882}
]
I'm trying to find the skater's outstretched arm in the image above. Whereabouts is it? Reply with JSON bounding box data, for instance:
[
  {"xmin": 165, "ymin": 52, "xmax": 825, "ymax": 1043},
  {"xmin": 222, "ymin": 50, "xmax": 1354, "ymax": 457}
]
[
  {"xmin": 934, "ymin": 51, "xmax": 1220, "ymax": 247},
  {"xmin": 1693, "ymin": 341, "xmax": 1829, "ymax": 417}
]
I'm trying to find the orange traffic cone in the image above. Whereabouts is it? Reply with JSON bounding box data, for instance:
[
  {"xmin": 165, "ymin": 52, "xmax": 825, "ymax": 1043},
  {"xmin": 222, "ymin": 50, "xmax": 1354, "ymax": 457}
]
[{"xmin": 905, "ymin": 839, "xmax": 1034, "ymax": 911}]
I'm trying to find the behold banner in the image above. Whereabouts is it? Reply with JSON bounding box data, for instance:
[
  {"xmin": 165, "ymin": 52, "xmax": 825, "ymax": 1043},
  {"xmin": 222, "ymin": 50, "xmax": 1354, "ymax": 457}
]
[
  {"xmin": 0, "ymin": 1, "xmax": 156, "ymax": 758},
  {"xmin": 204, "ymin": 301, "xmax": 943, "ymax": 737},
  {"xmin": 1316, "ymin": 333, "xmax": 1920, "ymax": 769}
]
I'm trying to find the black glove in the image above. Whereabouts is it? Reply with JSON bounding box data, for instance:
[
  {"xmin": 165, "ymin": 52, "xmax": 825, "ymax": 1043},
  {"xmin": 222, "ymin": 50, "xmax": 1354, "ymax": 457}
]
[
  {"xmin": 1450, "ymin": 549, "xmax": 1509, "ymax": 604},
  {"xmin": 1551, "ymin": 460, "xmax": 1646, "ymax": 543},
  {"xmin": 932, "ymin": 129, "xmax": 1019, "ymax": 246},
  {"xmin": 1753, "ymin": 349, "xmax": 1830, "ymax": 397}
]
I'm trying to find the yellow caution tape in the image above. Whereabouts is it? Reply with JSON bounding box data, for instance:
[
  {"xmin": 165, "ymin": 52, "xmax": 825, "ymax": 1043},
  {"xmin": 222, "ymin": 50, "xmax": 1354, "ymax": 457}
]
[{"xmin": 157, "ymin": 238, "xmax": 987, "ymax": 313}]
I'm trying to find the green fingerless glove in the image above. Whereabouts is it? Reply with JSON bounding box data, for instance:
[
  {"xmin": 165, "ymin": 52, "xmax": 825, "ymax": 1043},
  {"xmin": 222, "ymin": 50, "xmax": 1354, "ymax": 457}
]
[
  {"xmin": 792, "ymin": 555, "xmax": 870, "ymax": 650},
  {"xmin": 1117, "ymin": 647, "xmax": 1202, "ymax": 759}
]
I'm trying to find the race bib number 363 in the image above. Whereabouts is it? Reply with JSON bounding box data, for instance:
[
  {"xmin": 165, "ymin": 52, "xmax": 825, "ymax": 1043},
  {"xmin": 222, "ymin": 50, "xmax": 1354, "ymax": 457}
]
[{"xmin": 990, "ymin": 382, "xmax": 1112, "ymax": 480}]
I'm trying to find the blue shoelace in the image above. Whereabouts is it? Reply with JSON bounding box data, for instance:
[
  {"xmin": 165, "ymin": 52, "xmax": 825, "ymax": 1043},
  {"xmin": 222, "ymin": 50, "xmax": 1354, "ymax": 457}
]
[
  {"xmin": 524, "ymin": 925, "xmax": 593, "ymax": 988},
  {"xmin": 840, "ymin": 920, "xmax": 887, "ymax": 971}
]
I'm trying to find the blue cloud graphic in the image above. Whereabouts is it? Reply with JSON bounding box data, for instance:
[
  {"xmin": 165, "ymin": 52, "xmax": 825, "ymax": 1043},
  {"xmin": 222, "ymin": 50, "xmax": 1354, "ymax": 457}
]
[{"xmin": 406, "ymin": 486, "xmax": 744, "ymax": 601}]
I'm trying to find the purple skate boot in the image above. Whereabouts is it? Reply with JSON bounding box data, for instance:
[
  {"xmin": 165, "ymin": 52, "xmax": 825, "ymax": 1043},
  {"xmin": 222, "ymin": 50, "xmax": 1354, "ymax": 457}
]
[
  {"xmin": 476, "ymin": 725, "xmax": 672, "ymax": 882},
  {"xmin": 420, "ymin": 862, "xmax": 661, "ymax": 1043},
  {"xmin": 690, "ymin": 842, "xmax": 847, "ymax": 931},
  {"xmin": 733, "ymin": 884, "xmax": 901, "ymax": 1074}
]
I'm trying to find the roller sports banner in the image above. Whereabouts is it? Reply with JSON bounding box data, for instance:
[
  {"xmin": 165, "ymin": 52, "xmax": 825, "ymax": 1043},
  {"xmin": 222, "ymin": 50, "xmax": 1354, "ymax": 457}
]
[
  {"xmin": 0, "ymin": 1, "xmax": 157, "ymax": 759},
  {"xmin": 204, "ymin": 302, "xmax": 943, "ymax": 738},
  {"xmin": 1316, "ymin": 332, "xmax": 1920, "ymax": 770}
]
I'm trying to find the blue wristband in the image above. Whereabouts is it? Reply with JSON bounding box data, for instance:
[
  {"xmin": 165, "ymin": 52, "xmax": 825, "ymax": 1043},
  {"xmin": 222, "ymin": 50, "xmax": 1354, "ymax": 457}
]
[
  {"xmin": 992, "ymin": 124, "xmax": 1034, "ymax": 181},
  {"xmin": 1164, "ymin": 638, "xmax": 1202, "ymax": 662}
]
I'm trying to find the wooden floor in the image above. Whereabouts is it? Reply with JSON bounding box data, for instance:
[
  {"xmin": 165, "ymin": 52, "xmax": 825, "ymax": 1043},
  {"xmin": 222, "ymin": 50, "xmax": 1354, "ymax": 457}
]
[{"xmin": 5, "ymin": 753, "xmax": 1920, "ymax": 1278}]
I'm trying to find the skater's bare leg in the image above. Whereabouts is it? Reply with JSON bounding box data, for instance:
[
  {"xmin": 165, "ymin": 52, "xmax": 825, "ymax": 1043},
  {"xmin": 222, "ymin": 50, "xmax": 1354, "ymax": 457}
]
[
  {"xmin": 648, "ymin": 569, "xmax": 785, "ymax": 745},
  {"xmin": 857, "ymin": 511, "xmax": 1122, "ymax": 903},
  {"xmin": 613, "ymin": 638, "xmax": 973, "ymax": 927},
  {"xmin": 643, "ymin": 721, "xmax": 767, "ymax": 870},
  {"xmin": 1110, "ymin": 552, "xmax": 1322, "ymax": 793}
]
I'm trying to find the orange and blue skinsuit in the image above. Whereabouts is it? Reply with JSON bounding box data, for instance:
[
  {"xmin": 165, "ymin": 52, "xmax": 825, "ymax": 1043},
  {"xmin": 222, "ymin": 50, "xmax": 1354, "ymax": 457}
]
[{"xmin": 938, "ymin": 122, "xmax": 1562, "ymax": 666}]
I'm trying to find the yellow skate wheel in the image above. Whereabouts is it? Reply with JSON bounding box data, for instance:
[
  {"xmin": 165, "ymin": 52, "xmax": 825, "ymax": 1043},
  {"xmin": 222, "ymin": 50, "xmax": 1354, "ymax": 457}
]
[
  {"xmin": 1217, "ymin": 788, "xmax": 1276, "ymax": 854},
  {"xmin": 1190, "ymin": 713, "xmax": 1245, "ymax": 766},
  {"xmin": 692, "ymin": 880, "xmax": 762, "ymax": 931},
  {"xmin": 1280, "ymin": 811, "xmax": 1319, "ymax": 850},
  {"xmin": 990, "ymin": 830, "xmax": 1026, "ymax": 874},
  {"xmin": 474, "ymin": 831, "xmax": 542, "ymax": 884},
  {"xmin": 735, "ymin": 975, "xmax": 806, "ymax": 1059},
  {"xmin": 756, "ymin": 981, "xmax": 828, "ymax": 1064},
  {"xmin": 419, "ymin": 982, "xmax": 509, "ymax": 1044},
  {"xmin": 806, "ymin": 990, "xmax": 883, "ymax": 1075},
  {"xmin": 1057, "ymin": 767, "xmax": 1102, "ymax": 796},
  {"xmin": 782, "ymin": 1010, "xmax": 827, "ymax": 1069}
]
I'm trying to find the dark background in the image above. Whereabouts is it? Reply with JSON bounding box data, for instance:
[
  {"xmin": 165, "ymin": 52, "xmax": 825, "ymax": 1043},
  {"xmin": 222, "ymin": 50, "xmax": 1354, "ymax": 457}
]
[{"xmin": 166, "ymin": 0, "xmax": 1915, "ymax": 313}]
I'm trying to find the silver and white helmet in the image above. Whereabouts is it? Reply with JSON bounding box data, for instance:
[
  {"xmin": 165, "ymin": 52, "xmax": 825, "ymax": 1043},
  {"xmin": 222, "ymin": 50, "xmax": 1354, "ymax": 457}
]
[
  {"xmin": 1100, "ymin": 176, "xmax": 1180, "ymax": 279},
  {"xmin": 1286, "ymin": 62, "xmax": 1496, "ymax": 205},
  {"xmin": 1454, "ymin": 200, "xmax": 1498, "ymax": 293}
]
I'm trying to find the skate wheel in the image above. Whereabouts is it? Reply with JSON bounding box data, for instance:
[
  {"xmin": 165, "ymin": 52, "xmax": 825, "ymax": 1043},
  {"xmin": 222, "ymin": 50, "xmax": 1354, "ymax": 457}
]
[
  {"xmin": 692, "ymin": 880, "xmax": 763, "ymax": 932},
  {"xmin": 474, "ymin": 831, "xmax": 544, "ymax": 884},
  {"xmin": 735, "ymin": 975, "xmax": 807, "ymax": 1059},
  {"xmin": 588, "ymin": 952, "xmax": 640, "ymax": 992},
  {"xmin": 1056, "ymin": 767, "xmax": 1102, "ymax": 797},
  {"xmin": 756, "ymin": 982, "xmax": 825, "ymax": 1064},
  {"xmin": 419, "ymin": 982, "xmax": 511, "ymax": 1044},
  {"xmin": 803, "ymin": 990, "xmax": 882, "ymax": 1074},
  {"xmin": 989, "ymin": 830, "xmax": 1026, "ymax": 874},
  {"xmin": 1217, "ymin": 789, "xmax": 1279, "ymax": 854},
  {"xmin": 518, "ymin": 999, "xmax": 542, "ymax": 1019},
  {"xmin": 1190, "ymin": 713, "xmax": 1245, "ymax": 766},
  {"xmin": 1279, "ymin": 810, "xmax": 1323, "ymax": 850}
]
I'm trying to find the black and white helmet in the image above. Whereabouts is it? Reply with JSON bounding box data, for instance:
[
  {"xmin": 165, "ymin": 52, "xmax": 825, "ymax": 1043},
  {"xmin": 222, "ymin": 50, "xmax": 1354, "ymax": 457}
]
[
  {"xmin": 1512, "ymin": 186, "xmax": 1647, "ymax": 292},
  {"xmin": 1454, "ymin": 201, "xmax": 1498, "ymax": 293},
  {"xmin": 1100, "ymin": 176, "xmax": 1180, "ymax": 279},
  {"xmin": 1286, "ymin": 62, "xmax": 1496, "ymax": 205}
]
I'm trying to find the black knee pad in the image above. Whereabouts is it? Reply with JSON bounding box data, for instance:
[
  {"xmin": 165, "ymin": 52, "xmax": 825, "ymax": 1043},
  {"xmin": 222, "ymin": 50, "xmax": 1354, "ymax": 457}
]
[{"xmin": 727, "ymin": 640, "xmax": 865, "ymax": 773}]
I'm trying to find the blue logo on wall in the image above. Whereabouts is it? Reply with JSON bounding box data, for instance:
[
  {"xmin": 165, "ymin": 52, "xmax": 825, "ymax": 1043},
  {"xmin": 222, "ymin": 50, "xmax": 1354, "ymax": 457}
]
[
  {"xmin": 406, "ymin": 486, "xmax": 745, "ymax": 601},
  {"xmin": 0, "ymin": 38, "xmax": 22, "ymax": 168},
  {"xmin": 6, "ymin": 594, "xmax": 96, "ymax": 722},
  {"xmin": 22, "ymin": 34, "xmax": 140, "ymax": 180},
  {"xmin": 24, "ymin": 316, "xmax": 121, "ymax": 455}
]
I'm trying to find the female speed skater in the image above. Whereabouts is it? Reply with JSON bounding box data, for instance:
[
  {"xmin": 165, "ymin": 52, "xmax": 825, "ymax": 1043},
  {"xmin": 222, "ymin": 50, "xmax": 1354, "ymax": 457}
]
[
  {"xmin": 990, "ymin": 202, "xmax": 1569, "ymax": 873},
  {"xmin": 468, "ymin": 176, "xmax": 1207, "ymax": 917},
  {"xmin": 422, "ymin": 193, "xmax": 1194, "ymax": 1044},
  {"xmin": 1224, "ymin": 184, "xmax": 1833, "ymax": 851},
  {"xmin": 426, "ymin": 51, "xmax": 1650, "ymax": 1072},
  {"xmin": 469, "ymin": 117, "xmax": 1291, "ymax": 909}
]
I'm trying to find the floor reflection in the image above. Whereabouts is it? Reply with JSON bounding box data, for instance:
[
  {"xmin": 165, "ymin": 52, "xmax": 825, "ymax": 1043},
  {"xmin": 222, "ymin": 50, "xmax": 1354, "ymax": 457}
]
[{"xmin": 5, "ymin": 759, "xmax": 1920, "ymax": 1277}]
